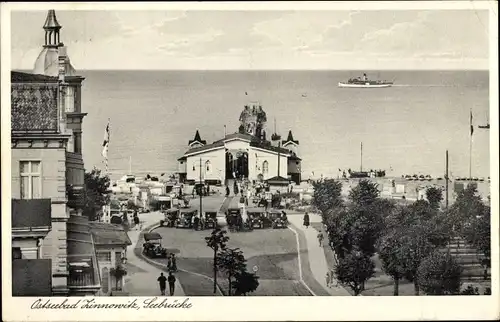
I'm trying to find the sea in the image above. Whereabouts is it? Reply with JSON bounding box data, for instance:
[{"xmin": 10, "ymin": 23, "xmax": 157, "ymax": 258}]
[{"xmin": 79, "ymin": 70, "xmax": 490, "ymax": 181}]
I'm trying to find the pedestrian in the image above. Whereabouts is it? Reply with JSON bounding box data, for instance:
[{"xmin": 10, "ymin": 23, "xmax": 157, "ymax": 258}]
[
  {"xmin": 171, "ymin": 253, "xmax": 177, "ymax": 272},
  {"xmin": 330, "ymin": 269, "xmax": 337, "ymax": 287},
  {"xmin": 157, "ymin": 273, "xmax": 167, "ymax": 295},
  {"xmin": 317, "ymin": 231, "xmax": 324, "ymax": 247},
  {"xmin": 168, "ymin": 272, "xmax": 176, "ymax": 296},
  {"xmin": 167, "ymin": 254, "xmax": 172, "ymax": 271},
  {"xmin": 303, "ymin": 212, "xmax": 310, "ymax": 229},
  {"xmin": 225, "ymin": 186, "xmax": 230, "ymax": 197},
  {"xmin": 326, "ymin": 271, "xmax": 331, "ymax": 288},
  {"xmin": 133, "ymin": 214, "xmax": 140, "ymax": 230}
]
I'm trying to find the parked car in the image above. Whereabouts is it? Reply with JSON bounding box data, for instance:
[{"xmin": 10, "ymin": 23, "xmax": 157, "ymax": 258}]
[{"xmin": 142, "ymin": 232, "xmax": 168, "ymax": 258}]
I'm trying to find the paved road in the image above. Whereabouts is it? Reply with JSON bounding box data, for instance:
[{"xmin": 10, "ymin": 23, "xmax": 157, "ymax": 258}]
[
  {"xmin": 287, "ymin": 212, "xmax": 350, "ymax": 296},
  {"xmin": 124, "ymin": 211, "xmax": 185, "ymax": 296}
]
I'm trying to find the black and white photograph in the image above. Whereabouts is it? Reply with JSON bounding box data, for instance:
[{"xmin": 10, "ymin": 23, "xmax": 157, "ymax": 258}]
[{"xmin": 1, "ymin": 1, "xmax": 498, "ymax": 321}]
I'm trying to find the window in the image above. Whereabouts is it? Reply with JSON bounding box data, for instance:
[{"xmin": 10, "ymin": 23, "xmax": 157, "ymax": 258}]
[
  {"xmin": 74, "ymin": 133, "xmax": 82, "ymax": 154},
  {"xmin": 262, "ymin": 161, "xmax": 269, "ymax": 175},
  {"xmin": 115, "ymin": 251, "xmax": 122, "ymax": 264},
  {"xmin": 97, "ymin": 251, "xmax": 111, "ymax": 263},
  {"xmin": 20, "ymin": 161, "xmax": 41, "ymax": 199},
  {"xmin": 205, "ymin": 160, "xmax": 211, "ymax": 173},
  {"xmin": 64, "ymin": 86, "xmax": 75, "ymax": 113}
]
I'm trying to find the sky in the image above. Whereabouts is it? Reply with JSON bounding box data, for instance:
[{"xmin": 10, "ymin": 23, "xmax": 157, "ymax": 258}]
[{"xmin": 10, "ymin": 9, "xmax": 490, "ymax": 70}]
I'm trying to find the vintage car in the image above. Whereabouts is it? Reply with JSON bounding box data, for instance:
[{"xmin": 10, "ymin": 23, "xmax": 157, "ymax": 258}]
[
  {"xmin": 226, "ymin": 207, "xmax": 243, "ymax": 232},
  {"xmin": 203, "ymin": 210, "xmax": 218, "ymax": 229},
  {"xmin": 246, "ymin": 207, "xmax": 267, "ymax": 229},
  {"xmin": 142, "ymin": 232, "xmax": 168, "ymax": 258},
  {"xmin": 176, "ymin": 208, "xmax": 198, "ymax": 228},
  {"xmin": 268, "ymin": 209, "xmax": 288, "ymax": 229},
  {"xmin": 160, "ymin": 208, "xmax": 179, "ymax": 228}
]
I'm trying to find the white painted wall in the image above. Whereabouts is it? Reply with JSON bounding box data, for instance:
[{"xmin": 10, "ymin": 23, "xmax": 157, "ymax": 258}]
[
  {"xmin": 186, "ymin": 148, "xmax": 225, "ymax": 182},
  {"xmin": 251, "ymin": 148, "xmax": 288, "ymax": 180}
]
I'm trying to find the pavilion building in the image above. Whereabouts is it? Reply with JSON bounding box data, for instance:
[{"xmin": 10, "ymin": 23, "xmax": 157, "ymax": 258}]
[{"xmin": 177, "ymin": 102, "xmax": 302, "ymax": 185}]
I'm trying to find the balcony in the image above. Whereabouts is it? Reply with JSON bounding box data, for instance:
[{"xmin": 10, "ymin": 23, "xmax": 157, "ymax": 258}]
[
  {"xmin": 12, "ymin": 199, "xmax": 52, "ymax": 238},
  {"xmin": 12, "ymin": 259, "xmax": 52, "ymax": 296}
]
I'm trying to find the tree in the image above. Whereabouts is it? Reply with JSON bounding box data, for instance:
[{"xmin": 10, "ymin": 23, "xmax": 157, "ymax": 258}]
[
  {"xmin": 205, "ymin": 228, "xmax": 229, "ymax": 294},
  {"xmin": 377, "ymin": 230, "xmax": 406, "ymax": 295},
  {"xmin": 425, "ymin": 187, "xmax": 443, "ymax": 210},
  {"xmin": 462, "ymin": 205, "xmax": 491, "ymax": 279},
  {"xmin": 217, "ymin": 247, "xmax": 247, "ymax": 296},
  {"xmin": 83, "ymin": 167, "xmax": 111, "ymax": 221},
  {"xmin": 398, "ymin": 228, "xmax": 436, "ymax": 295},
  {"xmin": 232, "ymin": 271, "xmax": 259, "ymax": 296},
  {"xmin": 311, "ymin": 179, "xmax": 344, "ymax": 222},
  {"xmin": 335, "ymin": 251, "xmax": 375, "ymax": 296},
  {"xmin": 447, "ymin": 184, "xmax": 485, "ymax": 233},
  {"xmin": 348, "ymin": 179, "xmax": 379, "ymax": 207},
  {"xmin": 417, "ymin": 251, "xmax": 462, "ymax": 295}
]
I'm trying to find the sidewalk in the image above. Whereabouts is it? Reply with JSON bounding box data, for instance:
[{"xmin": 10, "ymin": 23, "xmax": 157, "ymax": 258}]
[
  {"xmin": 287, "ymin": 212, "xmax": 350, "ymax": 296},
  {"xmin": 124, "ymin": 211, "xmax": 185, "ymax": 296}
]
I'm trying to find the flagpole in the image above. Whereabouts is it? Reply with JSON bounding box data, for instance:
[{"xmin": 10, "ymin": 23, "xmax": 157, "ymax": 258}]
[{"xmin": 469, "ymin": 109, "xmax": 473, "ymax": 181}]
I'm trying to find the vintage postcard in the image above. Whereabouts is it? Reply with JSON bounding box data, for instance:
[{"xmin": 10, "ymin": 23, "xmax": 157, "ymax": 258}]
[{"xmin": 1, "ymin": 1, "xmax": 498, "ymax": 321}]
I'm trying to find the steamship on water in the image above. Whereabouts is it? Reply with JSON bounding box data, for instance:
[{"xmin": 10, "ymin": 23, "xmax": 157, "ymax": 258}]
[{"xmin": 338, "ymin": 73, "xmax": 394, "ymax": 88}]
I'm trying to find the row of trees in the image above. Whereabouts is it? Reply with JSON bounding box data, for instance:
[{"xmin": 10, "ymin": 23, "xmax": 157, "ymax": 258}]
[
  {"xmin": 205, "ymin": 228, "xmax": 260, "ymax": 296},
  {"xmin": 312, "ymin": 179, "xmax": 491, "ymax": 296}
]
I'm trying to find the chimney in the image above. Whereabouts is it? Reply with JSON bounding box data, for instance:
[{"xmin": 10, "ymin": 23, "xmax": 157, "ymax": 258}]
[{"xmin": 58, "ymin": 45, "xmax": 67, "ymax": 82}]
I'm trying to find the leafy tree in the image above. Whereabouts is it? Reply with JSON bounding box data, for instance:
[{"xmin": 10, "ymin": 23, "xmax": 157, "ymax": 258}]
[
  {"xmin": 377, "ymin": 230, "xmax": 406, "ymax": 295},
  {"xmin": 348, "ymin": 179, "xmax": 379, "ymax": 207},
  {"xmin": 335, "ymin": 251, "xmax": 375, "ymax": 296},
  {"xmin": 205, "ymin": 228, "xmax": 229, "ymax": 294},
  {"xmin": 417, "ymin": 251, "xmax": 462, "ymax": 295},
  {"xmin": 311, "ymin": 179, "xmax": 344, "ymax": 221},
  {"xmin": 462, "ymin": 205, "xmax": 491, "ymax": 279},
  {"xmin": 425, "ymin": 187, "xmax": 443, "ymax": 210},
  {"xmin": 217, "ymin": 247, "xmax": 247, "ymax": 296},
  {"xmin": 447, "ymin": 184, "xmax": 485, "ymax": 233},
  {"xmin": 83, "ymin": 167, "xmax": 111, "ymax": 221},
  {"xmin": 232, "ymin": 271, "xmax": 259, "ymax": 296}
]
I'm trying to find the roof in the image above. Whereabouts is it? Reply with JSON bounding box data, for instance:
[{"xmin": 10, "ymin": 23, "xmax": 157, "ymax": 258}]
[
  {"xmin": 34, "ymin": 46, "xmax": 77, "ymax": 77},
  {"xmin": 144, "ymin": 232, "xmax": 162, "ymax": 241},
  {"xmin": 183, "ymin": 141, "xmax": 225, "ymax": 156},
  {"xmin": 43, "ymin": 10, "xmax": 61, "ymax": 29},
  {"xmin": 282, "ymin": 130, "xmax": 299, "ymax": 145},
  {"xmin": 12, "ymin": 199, "xmax": 52, "ymax": 229},
  {"xmin": 89, "ymin": 222, "xmax": 132, "ymax": 246},
  {"xmin": 189, "ymin": 130, "xmax": 207, "ymax": 146},
  {"xmin": 250, "ymin": 141, "xmax": 291, "ymax": 155},
  {"xmin": 11, "ymin": 80, "xmax": 59, "ymax": 131},
  {"xmin": 12, "ymin": 259, "xmax": 52, "ymax": 296},
  {"xmin": 11, "ymin": 71, "xmax": 58, "ymax": 83},
  {"xmin": 266, "ymin": 176, "xmax": 290, "ymax": 185}
]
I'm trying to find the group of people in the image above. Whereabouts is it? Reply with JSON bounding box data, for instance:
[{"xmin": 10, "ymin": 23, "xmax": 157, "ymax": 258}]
[{"xmin": 157, "ymin": 272, "xmax": 177, "ymax": 296}]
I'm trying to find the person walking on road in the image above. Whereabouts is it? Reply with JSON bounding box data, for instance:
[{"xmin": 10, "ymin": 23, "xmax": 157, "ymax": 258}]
[
  {"xmin": 326, "ymin": 271, "xmax": 331, "ymax": 288},
  {"xmin": 168, "ymin": 272, "xmax": 176, "ymax": 296},
  {"xmin": 317, "ymin": 231, "xmax": 324, "ymax": 247},
  {"xmin": 171, "ymin": 253, "xmax": 177, "ymax": 272},
  {"xmin": 330, "ymin": 269, "xmax": 337, "ymax": 287},
  {"xmin": 303, "ymin": 212, "xmax": 310, "ymax": 229},
  {"xmin": 225, "ymin": 186, "xmax": 230, "ymax": 197},
  {"xmin": 157, "ymin": 273, "xmax": 167, "ymax": 295}
]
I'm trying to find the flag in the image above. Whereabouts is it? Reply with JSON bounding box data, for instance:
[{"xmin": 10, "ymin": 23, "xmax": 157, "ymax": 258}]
[
  {"xmin": 470, "ymin": 110, "xmax": 474, "ymax": 136},
  {"xmin": 102, "ymin": 119, "xmax": 110, "ymax": 172}
]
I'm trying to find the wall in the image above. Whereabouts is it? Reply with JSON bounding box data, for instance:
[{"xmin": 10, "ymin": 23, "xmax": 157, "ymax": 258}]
[
  {"xmin": 11, "ymin": 146, "xmax": 69, "ymax": 292},
  {"xmin": 186, "ymin": 148, "xmax": 225, "ymax": 182},
  {"xmin": 249, "ymin": 148, "xmax": 288, "ymax": 181},
  {"xmin": 12, "ymin": 239, "xmax": 40, "ymax": 259},
  {"xmin": 95, "ymin": 246, "xmax": 126, "ymax": 295}
]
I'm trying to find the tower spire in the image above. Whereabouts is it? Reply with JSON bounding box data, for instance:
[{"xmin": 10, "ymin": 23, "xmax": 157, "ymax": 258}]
[{"xmin": 43, "ymin": 10, "xmax": 62, "ymax": 48}]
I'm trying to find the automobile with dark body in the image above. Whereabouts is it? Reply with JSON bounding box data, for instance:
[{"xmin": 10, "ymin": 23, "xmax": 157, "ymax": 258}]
[
  {"xmin": 160, "ymin": 208, "xmax": 179, "ymax": 227},
  {"xmin": 176, "ymin": 208, "xmax": 198, "ymax": 228},
  {"xmin": 142, "ymin": 232, "xmax": 168, "ymax": 258}
]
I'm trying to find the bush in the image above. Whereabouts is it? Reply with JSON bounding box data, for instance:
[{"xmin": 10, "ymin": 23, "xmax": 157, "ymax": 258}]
[{"xmin": 417, "ymin": 251, "xmax": 462, "ymax": 295}]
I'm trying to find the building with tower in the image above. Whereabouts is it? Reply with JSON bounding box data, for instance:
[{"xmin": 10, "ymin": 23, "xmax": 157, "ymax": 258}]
[
  {"xmin": 10, "ymin": 10, "xmax": 103, "ymax": 296},
  {"xmin": 177, "ymin": 102, "xmax": 302, "ymax": 185}
]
